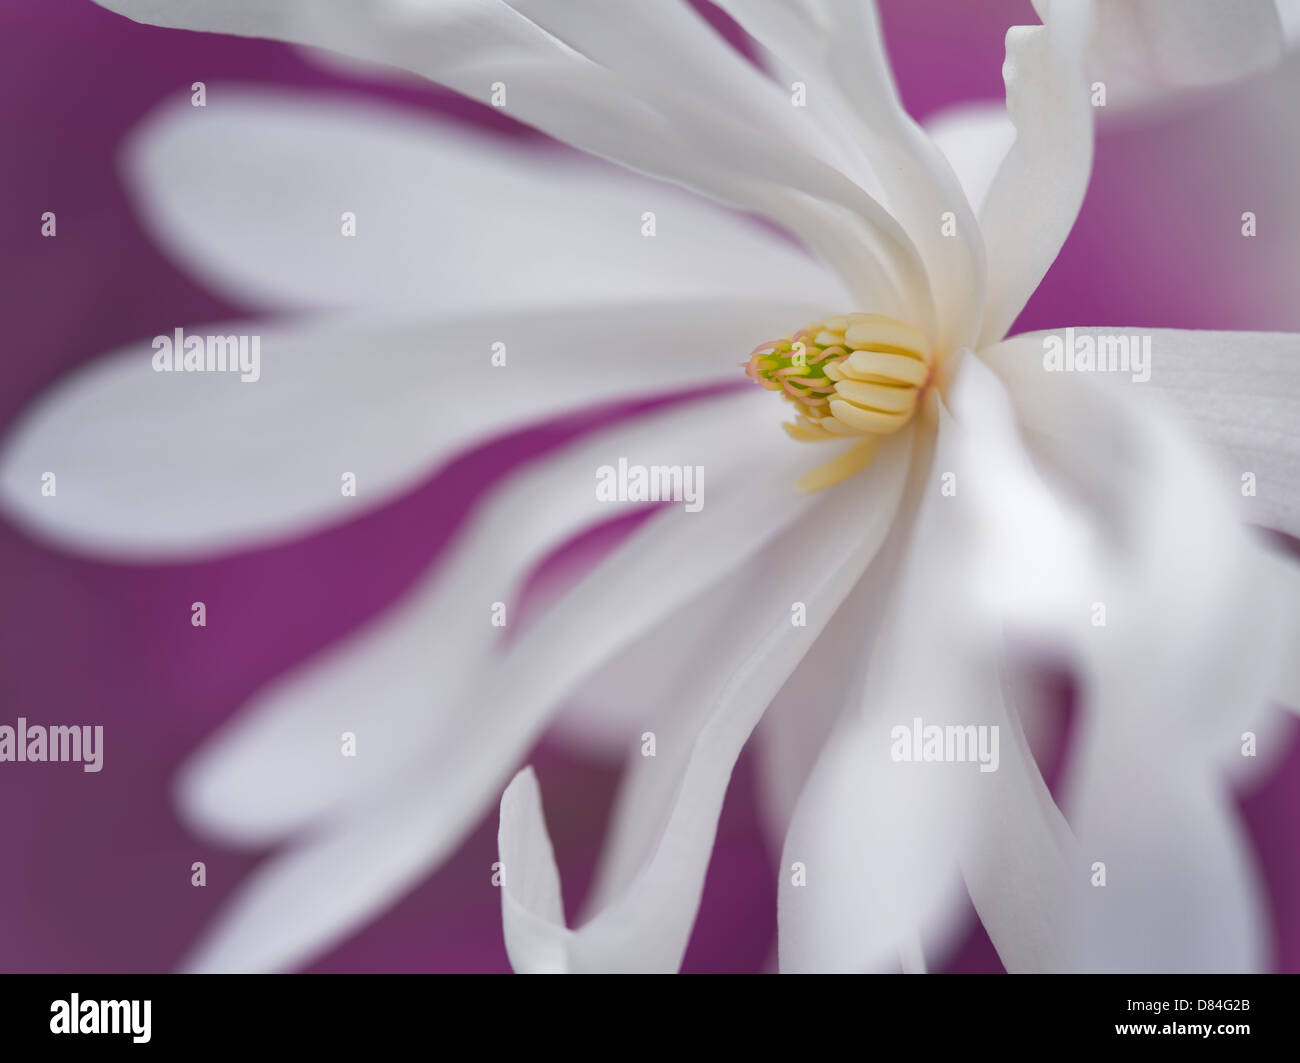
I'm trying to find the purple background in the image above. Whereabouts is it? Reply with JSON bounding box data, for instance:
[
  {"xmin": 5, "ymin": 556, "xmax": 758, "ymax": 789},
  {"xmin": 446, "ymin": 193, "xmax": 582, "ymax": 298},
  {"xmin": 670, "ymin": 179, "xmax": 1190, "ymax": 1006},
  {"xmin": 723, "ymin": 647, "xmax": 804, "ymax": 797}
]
[{"xmin": 1, "ymin": 0, "xmax": 1297, "ymax": 973}]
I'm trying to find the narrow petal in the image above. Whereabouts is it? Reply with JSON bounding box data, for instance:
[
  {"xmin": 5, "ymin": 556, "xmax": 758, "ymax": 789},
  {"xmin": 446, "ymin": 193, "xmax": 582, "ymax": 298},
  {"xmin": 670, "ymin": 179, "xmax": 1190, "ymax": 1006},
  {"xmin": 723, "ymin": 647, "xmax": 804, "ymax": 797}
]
[
  {"xmin": 180, "ymin": 425, "xmax": 859, "ymax": 972},
  {"xmin": 752, "ymin": 561, "xmax": 888, "ymax": 857},
  {"xmin": 94, "ymin": 0, "xmax": 929, "ymax": 327},
  {"xmin": 780, "ymin": 364, "xmax": 1084, "ymax": 973},
  {"xmin": 1087, "ymin": 0, "xmax": 1285, "ymax": 110},
  {"xmin": 0, "ymin": 298, "xmax": 823, "ymax": 558},
  {"xmin": 924, "ymin": 102, "xmax": 1018, "ymax": 218},
  {"xmin": 124, "ymin": 91, "xmax": 841, "ymax": 313},
  {"xmin": 980, "ymin": 327, "xmax": 1300, "ymax": 541},
  {"xmin": 551, "ymin": 537, "xmax": 763, "ymax": 761},
  {"xmin": 498, "ymin": 768, "xmax": 568, "ymax": 972},
  {"xmin": 1285, "ymin": 1, "xmax": 1300, "ymax": 45},
  {"xmin": 1255, "ymin": 545, "xmax": 1300, "ymax": 713},
  {"xmin": 568, "ymin": 557, "xmax": 796, "ymax": 910},
  {"xmin": 507, "ymin": 0, "xmax": 832, "ymax": 162},
  {"xmin": 1073, "ymin": 754, "xmax": 1269, "ymax": 971},
  {"xmin": 935, "ymin": 356, "xmax": 1094, "ymax": 970},
  {"xmin": 717, "ymin": 0, "xmax": 987, "ymax": 351},
  {"xmin": 979, "ymin": 0, "xmax": 1096, "ymax": 347},
  {"xmin": 499, "ymin": 430, "xmax": 915, "ymax": 972},
  {"xmin": 983, "ymin": 331, "xmax": 1289, "ymax": 970},
  {"xmin": 177, "ymin": 391, "xmax": 770, "ymax": 844},
  {"xmin": 772, "ymin": 515, "xmax": 975, "ymax": 974}
]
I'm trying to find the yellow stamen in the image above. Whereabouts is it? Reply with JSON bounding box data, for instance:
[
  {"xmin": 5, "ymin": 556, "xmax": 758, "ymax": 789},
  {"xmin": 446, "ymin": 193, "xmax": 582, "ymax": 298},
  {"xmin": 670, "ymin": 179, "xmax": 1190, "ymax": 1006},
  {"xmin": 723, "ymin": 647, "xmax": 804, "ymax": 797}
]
[
  {"xmin": 744, "ymin": 313, "xmax": 932, "ymax": 488},
  {"xmin": 795, "ymin": 438, "xmax": 880, "ymax": 493}
]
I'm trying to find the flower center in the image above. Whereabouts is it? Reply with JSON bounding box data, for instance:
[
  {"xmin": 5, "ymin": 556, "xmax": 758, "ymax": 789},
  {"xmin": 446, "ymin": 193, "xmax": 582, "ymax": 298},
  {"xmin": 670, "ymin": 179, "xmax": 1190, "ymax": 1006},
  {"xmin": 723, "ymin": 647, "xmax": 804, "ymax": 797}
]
[{"xmin": 743, "ymin": 314, "xmax": 933, "ymax": 490}]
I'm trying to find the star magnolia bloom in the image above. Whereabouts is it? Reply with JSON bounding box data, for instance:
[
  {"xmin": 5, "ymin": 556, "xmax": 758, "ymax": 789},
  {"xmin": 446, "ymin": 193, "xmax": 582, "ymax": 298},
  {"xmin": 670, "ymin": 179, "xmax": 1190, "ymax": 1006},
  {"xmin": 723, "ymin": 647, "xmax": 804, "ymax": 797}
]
[{"xmin": 3, "ymin": 1, "xmax": 1300, "ymax": 974}]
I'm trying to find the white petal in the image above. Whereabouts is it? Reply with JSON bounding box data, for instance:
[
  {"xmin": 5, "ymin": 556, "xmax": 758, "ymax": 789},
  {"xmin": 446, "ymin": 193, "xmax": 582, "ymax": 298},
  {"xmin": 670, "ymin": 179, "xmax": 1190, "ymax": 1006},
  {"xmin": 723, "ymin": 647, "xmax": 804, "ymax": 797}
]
[
  {"xmin": 0, "ymin": 298, "xmax": 824, "ymax": 559},
  {"xmin": 780, "ymin": 368, "xmax": 1082, "ymax": 973},
  {"xmin": 1283, "ymin": 0, "xmax": 1300, "ymax": 45},
  {"xmin": 935, "ymin": 358, "xmax": 1098, "ymax": 970},
  {"xmin": 180, "ymin": 425, "xmax": 854, "ymax": 972},
  {"xmin": 178, "ymin": 391, "xmax": 773, "ymax": 845},
  {"xmin": 923, "ymin": 102, "xmax": 1018, "ymax": 218},
  {"xmin": 981, "ymin": 327, "xmax": 1300, "ymax": 541},
  {"xmin": 125, "ymin": 90, "xmax": 841, "ymax": 313},
  {"xmin": 1255, "ymin": 545, "xmax": 1300, "ymax": 714},
  {"xmin": 572, "ymin": 472, "xmax": 914, "ymax": 920},
  {"xmin": 752, "ymin": 578, "xmax": 881, "ymax": 857},
  {"xmin": 507, "ymin": 0, "xmax": 833, "ymax": 163},
  {"xmin": 568, "ymin": 558, "xmax": 791, "ymax": 912},
  {"xmin": 499, "ymin": 431, "xmax": 915, "ymax": 972},
  {"xmin": 94, "ymin": 0, "xmax": 928, "ymax": 328},
  {"xmin": 1086, "ymin": 0, "xmax": 1285, "ymax": 110},
  {"xmin": 1219, "ymin": 561, "xmax": 1298, "ymax": 790},
  {"xmin": 1072, "ymin": 755, "xmax": 1268, "ymax": 971},
  {"xmin": 772, "ymin": 514, "xmax": 971, "ymax": 974},
  {"xmin": 716, "ymin": 0, "xmax": 987, "ymax": 351},
  {"xmin": 979, "ymin": 0, "xmax": 1096, "ymax": 347},
  {"xmin": 942, "ymin": 349, "xmax": 1095, "ymax": 642},
  {"xmin": 498, "ymin": 768, "xmax": 568, "ymax": 972},
  {"xmin": 550, "ymin": 548, "xmax": 752, "ymax": 761},
  {"xmin": 983, "ymin": 330, "xmax": 1288, "ymax": 970}
]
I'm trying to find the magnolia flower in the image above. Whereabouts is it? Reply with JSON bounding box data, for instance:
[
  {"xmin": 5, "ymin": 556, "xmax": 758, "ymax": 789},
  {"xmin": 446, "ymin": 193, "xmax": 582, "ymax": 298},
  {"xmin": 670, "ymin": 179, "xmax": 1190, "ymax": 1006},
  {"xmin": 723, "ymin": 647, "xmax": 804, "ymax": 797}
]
[{"xmin": 3, "ymin": 0, "xmax": 1299, "ymax": 974}]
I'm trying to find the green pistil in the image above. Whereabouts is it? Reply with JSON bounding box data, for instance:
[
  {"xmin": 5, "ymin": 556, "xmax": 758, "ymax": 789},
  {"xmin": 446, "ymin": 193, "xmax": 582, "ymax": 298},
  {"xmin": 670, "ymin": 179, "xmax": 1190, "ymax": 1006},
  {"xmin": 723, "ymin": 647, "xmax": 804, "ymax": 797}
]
[{"xmin": 752, "ymin": 342, "xmax": 844, "ymax": 398}]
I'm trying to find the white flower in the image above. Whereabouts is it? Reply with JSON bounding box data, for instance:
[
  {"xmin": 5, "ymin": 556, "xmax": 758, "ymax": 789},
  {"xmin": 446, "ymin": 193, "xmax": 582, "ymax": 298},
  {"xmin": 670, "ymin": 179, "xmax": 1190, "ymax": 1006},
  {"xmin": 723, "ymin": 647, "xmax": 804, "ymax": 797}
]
[{"xmin": 3, "ymin": 0, "xmax": 1298, "ymax": 973}]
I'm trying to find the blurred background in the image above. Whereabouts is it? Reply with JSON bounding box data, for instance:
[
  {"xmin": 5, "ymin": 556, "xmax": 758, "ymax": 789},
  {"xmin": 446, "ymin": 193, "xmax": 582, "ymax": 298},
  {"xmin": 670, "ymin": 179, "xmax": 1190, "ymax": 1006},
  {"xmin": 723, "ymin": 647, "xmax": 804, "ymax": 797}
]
[{"xmin": 2, "ymin": 0, "xmax": 1298, "ymax": 972}]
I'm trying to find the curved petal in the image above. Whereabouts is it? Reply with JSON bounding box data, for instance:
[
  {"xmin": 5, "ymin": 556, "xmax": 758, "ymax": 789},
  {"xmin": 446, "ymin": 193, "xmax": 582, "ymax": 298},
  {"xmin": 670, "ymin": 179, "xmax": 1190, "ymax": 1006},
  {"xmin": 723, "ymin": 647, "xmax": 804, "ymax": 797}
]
[
  {"xmin": 716, "ymin": 0, "xmax": 987, "ymax": 351},
  {"xmin": 779, "ymin": 363, "xmax": 1084, "ymax": 974},
  {"xmin": 1220, "ymin": 542, "xmax": 1300, "ymax": 793},
  {"xmin": 1073, "ymin": 756, "xmax": 1269, "ymax": 971},
  {"xmin": 548, "ymin": 548, "xmax": 754, "ymax": 761},
  {"xmin": 923, "ymin": 102, "xmax": 1018, "ymax": 218},
  {"xmin": 770, "ymin": 518, "xmax": 972, "ymax": 974},
  {"xmin": 178, "ymin": 390, "xmax": 771, "ymax": 845},
  {"xmin": 94, "ymin": 0, "xmax": 930, "ymax": 329},
  {"xmin": 179, "ymin": 423, "xmax": 854, "ymax": 972},
  {"xmin": 935, "ymin": 356, "xmax": 1092, "ymax": 970},
  {"xmin": 499, "ymin": 429, "xmax": 915, "ymax": 973},
  {"xmin": 980, "ymin": 327, "xmax": 1300, "ymax": 542},
  {"xmin": 566, "ymin": 558, "xmax": 789, "ymax": 908},
  {"xmin": 0, "ymin": 297, "xmax": 826, "ymax": 559},
  {"xmin": 1086, "ymin": 0, "xmax": 1285, "ymax": 111},
  {"xmin": 1285, "ymin": 1, "xmax": 1300, "ymax": 44},
  {"xmin": 751, "ymin": 569, "xmax": 885, "ymax": 858},
  {"xmin": 124, "ymin": 90, "xmax": 841, "ymax": 314},
  {"xmin": 1257, "ymin": 544, "xmax": 1300, "ymax": 714},
  {"xmin": 983, "ymin": 331, "xmax": 1289, "ymax": 970},
  {"xmin": 506, "ymin": 0, "xmax": 835, "ymax": 164},
  {"xmin": 497, "ymin": 768, "xmax": 567, "ymax": 971},
  {"xmin": 978, "ymin": 0, "xmax": 1096, "ymax": 347}
]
